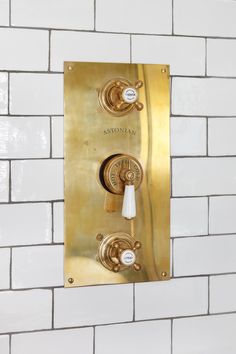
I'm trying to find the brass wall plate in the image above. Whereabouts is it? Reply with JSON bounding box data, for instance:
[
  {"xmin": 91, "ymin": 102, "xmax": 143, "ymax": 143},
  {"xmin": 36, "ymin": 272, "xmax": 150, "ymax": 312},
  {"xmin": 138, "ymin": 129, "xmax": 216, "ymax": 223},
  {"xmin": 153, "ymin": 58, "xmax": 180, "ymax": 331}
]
[{"xmin": 64, "ymin": 62, "xmax": 170, "ymax": 287}]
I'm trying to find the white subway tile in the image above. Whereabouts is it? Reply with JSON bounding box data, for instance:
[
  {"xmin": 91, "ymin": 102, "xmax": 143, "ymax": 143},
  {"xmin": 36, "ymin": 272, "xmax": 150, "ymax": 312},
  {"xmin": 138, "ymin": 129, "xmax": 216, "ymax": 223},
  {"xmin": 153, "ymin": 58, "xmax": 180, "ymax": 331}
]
[
  {"xmin": 54, "ymin": 284, "xmax": 133, "ymax": 327},
  {"xmin": 0, "ymin": 117, "xmax": 50, "ymax": 158},
  {"xmin": 12, "ymin": 328, "xmax": 93, "ymax": 354},
  {"xmin": 135, "ymin": 277, "xmax": 208, "ymax": 320},
  {"xmin": 0, "ymin": 203, "xmax": 51, "ymax": 246},
  {"xmin": 52, "ymin": 117, "xmax": 63, "ymax": 157},
  {"xmin": 10, "ymin": 74, "xmax": 63, "ymax": 115},
  {"xmin": 172, "ymin": 78, "xmax": 236, "ymax": 116},
  {"xmin": 11, "ymin": 0, "xmax": 93, "ymax": 30},
  {"xmin": 174, "ymin": 235, "xmax": 236, "ymax": 276},
  {"xmin": 0, "ymin": 249, "xmax": 10, "ymax": 289},
  {"xmin": 0, "ymin": 29, "xmax": 48, "ymax": 71},
  {"xmin": 0, "ymin": 290, "xmax": 51, "ymax": 333},
  {"xmin": 11, "ymin": 159, "xmax": 63, "ymax": 201},
  {"xmin": 171, "ymin": 117, "xmax": 206, "ymax": 156},
  {"xmin": 0, "ymin": 336, "xmax": 9, "ymax": 354},
  {"xmin": 0, "ymin": 0, "xmax": 9, "ymax": 25},
  {"xmin": 96, "ymin": 0, "xmax": 172, "ymax": 34},
  {"xmin": 208, "ymin": 118, "xmax": 236, "ymax": 156},
  {"xmin": 51, "ymin": 32, "xmax": 130, "ymax": 72},
  {"xmin": 210, "ymin": 274, "xmax": 236, "ymax": 313},
  {"xmin": 174, "ymin": 0, "xmax": 236, "ymax": 37},
  {"xmin": 12, "ymin": 245, "xmax": 63, "ymax": 289},
  {"xmin": 171, "ymin": 197, "xmax": 208, "ymax": 237},
  {"xmin": 209, "ymin": 196, "xmax": 236, "ymax": 235},
  {"xmin": 96, "ymin": 320, "xmax": 171, "ymax": 354},
  {"xmin": 132, "ymin": 36, "xmax": 205, "ymax": 76},
  {"xmin": 12, "ymin": 246, "xmax": 64, "ymax": 289},
  {"xmin": 172, "ymin": 157, "xmax": 236, "ymax": 196},
  {"xmin": 0, "ymin": 161, "xmax": 9, "ymax": 202},
  {"xmin": 53, "ymin": 202, "xmax": 64, "ymax": 243},
  {"xmin": 173, "ymin": 314, "xmax": 236, "ymax": 354},
  {"xmin": 207, "ymin": 39, "xmax": 236, "ymax": 77},
  {"xmin": 0, "ymin": 73, "xmax": 8, "ymax": 114}
]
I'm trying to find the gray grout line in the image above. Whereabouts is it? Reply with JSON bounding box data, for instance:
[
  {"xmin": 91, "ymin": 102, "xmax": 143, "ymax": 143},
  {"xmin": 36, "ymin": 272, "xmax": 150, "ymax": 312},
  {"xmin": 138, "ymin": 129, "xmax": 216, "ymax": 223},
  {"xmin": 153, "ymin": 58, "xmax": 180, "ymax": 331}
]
[
  {"xmin": 49, "ymin": 116, "xmax": 53, "ymax": 158},
  {"xmin": 1, "ymin": 24, "xmax": 236, "ymax": 40},
  {"xmin": 48, "ymin": 30, "xmax": 51, "ymax": 72},
  {"xmin": 9, "ymin": 334, "xmax": 12, "ymax": 354},
  {"xmin": 2, "ymin": 311, "xmax": 236, "ymax": 337},
  {"xmin": 9, "ymin": 247, "xmax": 12, "ymax": 289},
  {"xmin": 7, "ymin": 72, "xmax": 10, "ymax": 115},
  {"xmin": 208, "ymin": 276, "xmax": 210, "ymax": 314},
  {"xmin": 206, "ymin": 117, "xmax": 209, "ymax": 156},
  {"xmin": 93, "ymin": 326, "xmax": 95, "ymax": 354},
  {"xmin": 207, "ymin": 196, "xmax": 210, "ymax": 235},
  {"xmin": 171, "ymin": 239, "xmax": 174, "ymax": 277}
]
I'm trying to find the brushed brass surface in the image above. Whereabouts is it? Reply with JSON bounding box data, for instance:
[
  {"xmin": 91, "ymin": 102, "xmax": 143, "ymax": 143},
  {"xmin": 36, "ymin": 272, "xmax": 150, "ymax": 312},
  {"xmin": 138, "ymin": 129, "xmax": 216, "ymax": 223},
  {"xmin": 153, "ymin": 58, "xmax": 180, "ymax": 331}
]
[{"xmin": 64, "ymin": 62, "xmax": 170, "ymax": 287}]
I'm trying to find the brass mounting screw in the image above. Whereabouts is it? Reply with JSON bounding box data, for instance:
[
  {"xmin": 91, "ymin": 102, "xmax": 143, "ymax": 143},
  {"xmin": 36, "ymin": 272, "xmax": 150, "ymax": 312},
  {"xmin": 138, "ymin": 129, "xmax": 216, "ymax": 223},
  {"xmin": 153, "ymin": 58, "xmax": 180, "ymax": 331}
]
[
  {"xmin": 68, "ymin": 65, "xmax": 73, "ymax": 71},
  {"xmin": 161, "ymin": 68, "xmax": 166, "ymax": 73},
  {"xmin": 161, "ymin": 271, "xmax": 167, "ymax": 277},
  {"xmin": 96, "ymin": 233, "xmax": 104, "ymax": 241},
  {"xmin": 68, "ymin": 277, "xmax": 74, "ymax": 284}
]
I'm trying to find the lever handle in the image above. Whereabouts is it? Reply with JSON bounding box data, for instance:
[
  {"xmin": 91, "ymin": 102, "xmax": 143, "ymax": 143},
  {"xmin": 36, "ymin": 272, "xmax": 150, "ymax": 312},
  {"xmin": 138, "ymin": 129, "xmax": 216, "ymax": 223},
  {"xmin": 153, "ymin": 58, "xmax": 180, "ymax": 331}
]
[{"xmin": 122, "ymin": 184, "xmax": 136, "ymax": 219}]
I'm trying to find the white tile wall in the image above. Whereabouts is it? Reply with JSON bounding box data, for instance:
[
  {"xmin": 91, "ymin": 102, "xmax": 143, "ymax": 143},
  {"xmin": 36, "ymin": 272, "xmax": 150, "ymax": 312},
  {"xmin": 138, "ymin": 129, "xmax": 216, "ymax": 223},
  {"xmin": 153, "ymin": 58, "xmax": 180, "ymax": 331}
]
[
  {"xmin": 0, "ymin": 161, "xmax": 9, "ymax": 202},
  {"xmin": 174, "ymin": 0, "xmax": 236, "ymax": 37},
  {"xmin": 50, "ymin": 32, "xmax": 130, "ymax": 71},
  {"xmin": 171, "ymin": 117, "xmax": 206, "ymax": 156},
  {"xmin": 0, "ymin": 336, "xmax": 9, "ymax": 354},
  {"xmin": 0, "ymin": 248, "xmax": 10, "ymax": 289},
  {"xmin": 52, "ymin": 117, "xmax": 63, "ymax": 158},
  {"xmin": 208, "ymin": 118, "xmax": 236, "ymax": 156},
  {"xmin": 54, "ymin": 285, "xmax": 133, "ymax": 327},
  {"xmin": 53, "ymin": 202, "xmax": 64, "ymax": 243},
  {"xmin": 0, "ymin": 0, "xmax": 235, "ymax": 352},
  {"xmin": 11, "ymin": 0, "xmax": 94, "ymax": 30},
  {"xmin": 135, "ymin": 277, "xmax": 208, "ymax": 320},
  {"xmin": 0, "ymin": 203, "xmax": 51, "ymax": 246},
  {"xmin": 12, "ymin": 328, "xmax": 93, "ymax": 354},
  {"xmin": 173, "ymin": 314, "xmax": 236, "ymax": 354},
  {"xmin": 207, "ymin": 39, "xmax": 236, "ymax": 77},
  {"xmin": 210, "ymin": 274, "xmax": 236, "ymax": 313},
  {"xmin": 0, "ymin": 290, "xmax": 52, "ymax": 333},
  {"xmin": 209, "ymin": 196, "xmax": 236, "ymax": 235},
  {"xmin": 0, "ymin": 0, "xmax": 9, "ymax": 25},
  {"xmin": 0, "ymin": 29, "xmax": 48, "ymax": 71},
  {"xmin": 171, "ymin": 197, "xmax": 208, "ymax": 237},
  {"xmin": 0, "ymin": 73, "xmax": 8, "ymax": 114},
  {"xmin": 10, "ymin": 74, "xmax": 63, "ymax": 115},
  {"xmin": 172, "ymin": 157, "xmax": 236, "ymax": 196},
  {"xmin": 132, "ymin": 36, "xmax": 205, "ymax": 76},
  {"xmin": 0, "ymin": 117, "xmax": 50, "ymax": 158},
  {"xmin": 12, "ymin": 245, "xmax": 63, "ymax": 288},
  {"xmin": 11, "ymin": 159, "xmax": 63, "ymax": 201},
  {"xmin": 96, "ymin": 0, "xmax": 172, "ymax": 34},
  {"xmin": 172, "ymin": 78, "xmax": 236, "ymax": 116},
  {"xmin": 174, "ymin": 235, "xmax": 236, "ymax": 276},
  {"xmin": 96, "ymin": 320, "xmax": 171, "ymax": 354}
]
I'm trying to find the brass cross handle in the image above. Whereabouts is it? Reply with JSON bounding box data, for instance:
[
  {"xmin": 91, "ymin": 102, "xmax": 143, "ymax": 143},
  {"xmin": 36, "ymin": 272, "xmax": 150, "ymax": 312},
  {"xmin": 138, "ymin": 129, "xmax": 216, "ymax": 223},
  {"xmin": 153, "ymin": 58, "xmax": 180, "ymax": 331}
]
[
  {"xmin": 96, "ymin": 232, "xmax": 142, "ymax": 273},
  {"xmin": 99, "ymin": 78, "xmax": 144, "ymax": 116}
]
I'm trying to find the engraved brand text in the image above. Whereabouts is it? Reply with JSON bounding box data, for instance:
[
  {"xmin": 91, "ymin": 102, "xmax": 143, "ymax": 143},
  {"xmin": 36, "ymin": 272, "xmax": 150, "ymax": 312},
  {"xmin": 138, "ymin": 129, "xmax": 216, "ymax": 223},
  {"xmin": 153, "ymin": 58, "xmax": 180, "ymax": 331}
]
[{"xmin": 104, "ymin": 128, "xmax": 136, "ymax": 136}]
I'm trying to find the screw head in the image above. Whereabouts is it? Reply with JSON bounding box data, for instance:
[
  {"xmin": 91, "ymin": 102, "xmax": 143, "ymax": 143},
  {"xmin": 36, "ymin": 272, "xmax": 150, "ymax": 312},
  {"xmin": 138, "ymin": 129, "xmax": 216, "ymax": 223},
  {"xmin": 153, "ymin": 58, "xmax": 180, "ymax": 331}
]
[
  {"xmin": 68, "ymin": 65, "xmax": 73, "ymax": 71},
  {"xmin": 161, "ymin": 271, "xmax": 167, "ymax": 277},
  {"xmin": 68, "ymin": 277, "xmax": 74, "ymax": 284},
  {"xmin": 161, "ymin": 68, "xmax": 166, "ymax": 73},
  {"xmin": 96, "ymin": 233, "xmax": 103, "ymax": 241}
]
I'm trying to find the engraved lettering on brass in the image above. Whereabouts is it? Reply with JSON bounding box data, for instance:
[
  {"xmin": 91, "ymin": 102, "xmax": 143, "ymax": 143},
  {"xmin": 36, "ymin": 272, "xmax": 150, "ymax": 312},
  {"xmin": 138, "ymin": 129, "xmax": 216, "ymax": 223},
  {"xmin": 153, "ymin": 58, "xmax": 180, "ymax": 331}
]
[{"xmin": 103, "ymin": 128, "xmax": 136, "ymax": 136}]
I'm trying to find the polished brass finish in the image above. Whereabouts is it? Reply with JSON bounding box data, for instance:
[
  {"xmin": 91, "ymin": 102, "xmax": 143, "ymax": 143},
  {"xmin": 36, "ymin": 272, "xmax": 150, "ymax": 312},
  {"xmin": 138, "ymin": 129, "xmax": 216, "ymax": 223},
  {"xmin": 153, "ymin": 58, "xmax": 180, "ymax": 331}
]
[
  {"xmin": 99, "ymin": 78, "xmax": 144, "ymax": 117},
  {"xmin": 64, "ymin": 62, "xmax": 170, "ymax": 287},
  {"xmin": 96, "ymin": 232, "xmax": 142, "ymax": 272},
  {"xmin": 101, "ymin": 154, "xmax": 143, "ymax": 195},
  {"xmin": 68, "ymin": 278, "xmax": 74, "ymax": 284}
]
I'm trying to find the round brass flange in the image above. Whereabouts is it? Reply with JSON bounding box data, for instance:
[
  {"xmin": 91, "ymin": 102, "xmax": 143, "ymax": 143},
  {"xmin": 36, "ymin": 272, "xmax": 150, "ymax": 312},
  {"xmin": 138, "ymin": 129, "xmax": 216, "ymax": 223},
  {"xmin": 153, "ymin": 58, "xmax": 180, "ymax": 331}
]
[
  {"xmin": 98, "ymin": 78, "xmax": 144, "ymax": 117},
  {"xmin": 96, "ymin": 232, "xmax": 142, "ymax": 272},
  {"xmin": 101, "ymin": 154, "xmax": 143, "ymax": 195}
]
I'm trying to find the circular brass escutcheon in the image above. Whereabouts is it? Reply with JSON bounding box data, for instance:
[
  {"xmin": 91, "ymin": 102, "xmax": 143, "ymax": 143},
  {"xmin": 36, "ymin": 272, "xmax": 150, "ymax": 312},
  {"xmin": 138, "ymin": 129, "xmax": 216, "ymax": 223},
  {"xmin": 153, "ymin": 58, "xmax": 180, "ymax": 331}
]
[
  {"xmin": 96, "ymin": 232, "xmax": 141, "ymax": 272},
  {"xmin": 98, "ymin": 78, "xmax": 142, "ymax": 117},
  {"xmin": 102, "ymin": 154, "xmax": 143, "ymax": 195}
]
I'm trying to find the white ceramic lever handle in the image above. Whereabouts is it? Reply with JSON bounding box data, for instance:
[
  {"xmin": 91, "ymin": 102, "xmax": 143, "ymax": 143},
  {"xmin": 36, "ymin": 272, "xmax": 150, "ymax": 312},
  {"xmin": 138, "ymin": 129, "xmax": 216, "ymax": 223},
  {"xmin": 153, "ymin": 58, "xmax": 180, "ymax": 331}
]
[{"xmin": 122, "ymin": 184, "xmax": 136, "ymax": 219}]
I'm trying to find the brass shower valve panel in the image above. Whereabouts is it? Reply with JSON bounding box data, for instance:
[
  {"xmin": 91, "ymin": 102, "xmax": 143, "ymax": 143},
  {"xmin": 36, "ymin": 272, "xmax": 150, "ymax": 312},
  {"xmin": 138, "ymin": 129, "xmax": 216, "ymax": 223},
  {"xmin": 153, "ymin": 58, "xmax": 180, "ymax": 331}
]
[
  {"xmin": 64, "ymin": 62, "xmax": 170, "ymax": 287},
  {"xmin": 99, "ymin": 78, "xmax": 144, "ymax": 117}
]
